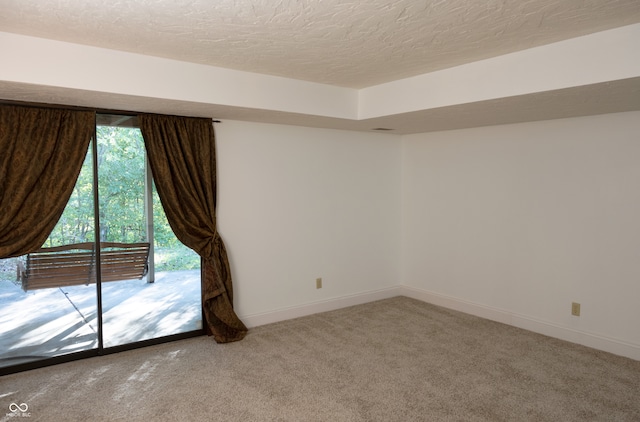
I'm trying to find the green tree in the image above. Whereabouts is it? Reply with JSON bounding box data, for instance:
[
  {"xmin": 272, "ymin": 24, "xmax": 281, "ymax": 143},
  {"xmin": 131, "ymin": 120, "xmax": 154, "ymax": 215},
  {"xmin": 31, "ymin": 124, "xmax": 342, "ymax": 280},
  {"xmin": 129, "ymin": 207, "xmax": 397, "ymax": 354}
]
[{"xmin": 96, "ymin": 126, "xmax": 146, "ymax": 243}]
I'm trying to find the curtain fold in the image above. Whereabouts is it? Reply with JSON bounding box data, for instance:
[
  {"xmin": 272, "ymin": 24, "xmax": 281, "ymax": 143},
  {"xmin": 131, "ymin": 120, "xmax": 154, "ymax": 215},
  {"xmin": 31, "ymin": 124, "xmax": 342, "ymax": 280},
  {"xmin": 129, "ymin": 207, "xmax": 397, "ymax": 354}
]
[
  {"xmin": 0, "ymin": 105, "xmax": 95, "ymax": 258},
  {"xmin": 138, "ymin": 114, "xmax": 247, "ymax": 343}
]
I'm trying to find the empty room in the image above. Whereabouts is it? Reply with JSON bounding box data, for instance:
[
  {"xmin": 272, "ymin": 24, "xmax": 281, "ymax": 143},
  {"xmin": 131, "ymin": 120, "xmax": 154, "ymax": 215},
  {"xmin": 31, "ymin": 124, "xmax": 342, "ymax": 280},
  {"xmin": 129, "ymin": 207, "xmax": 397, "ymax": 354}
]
[{"xmin": 1, "ymin": 1, "xmax": 639, "ymax": 421}]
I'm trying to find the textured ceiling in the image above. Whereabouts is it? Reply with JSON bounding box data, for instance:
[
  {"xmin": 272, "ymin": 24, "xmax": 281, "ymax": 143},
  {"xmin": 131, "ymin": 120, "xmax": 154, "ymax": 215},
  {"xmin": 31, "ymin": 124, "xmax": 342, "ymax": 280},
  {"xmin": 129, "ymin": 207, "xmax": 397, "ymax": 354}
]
[{"xmin": 1, "ymin": 0, "xmax": 640, "ymax": 88}]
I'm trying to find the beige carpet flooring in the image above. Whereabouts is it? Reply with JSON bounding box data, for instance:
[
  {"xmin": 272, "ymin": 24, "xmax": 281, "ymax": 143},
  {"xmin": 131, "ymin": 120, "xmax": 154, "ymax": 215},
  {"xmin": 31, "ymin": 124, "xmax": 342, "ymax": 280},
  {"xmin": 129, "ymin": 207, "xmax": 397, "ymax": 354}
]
[{"xmin": 1, "ymin": 296, "xmax": 639, "ymax": 421}]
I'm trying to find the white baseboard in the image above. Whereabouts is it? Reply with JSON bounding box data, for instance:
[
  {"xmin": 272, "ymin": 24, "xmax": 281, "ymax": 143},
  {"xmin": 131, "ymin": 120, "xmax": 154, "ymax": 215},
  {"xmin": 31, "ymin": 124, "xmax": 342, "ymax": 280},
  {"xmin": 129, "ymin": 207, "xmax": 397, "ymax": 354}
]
[
  {"xmin": 240, "ymin": 286, "xmax": 402, "ymax": 328},
  {"xmin": 399, "ymin": 285, "xmax": 640, "ymax": 361}
]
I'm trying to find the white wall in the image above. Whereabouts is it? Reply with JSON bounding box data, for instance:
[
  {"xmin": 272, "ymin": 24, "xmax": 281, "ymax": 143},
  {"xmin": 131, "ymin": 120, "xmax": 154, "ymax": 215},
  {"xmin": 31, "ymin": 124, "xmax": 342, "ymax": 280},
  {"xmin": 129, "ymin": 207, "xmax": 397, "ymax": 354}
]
[
  {"xmin": 215, "ymin": 121, "xmax": 402, "ymax": 325},
  {"xmin": 401, "ymin": 111, "xmax": 640, "ymax": 359},
  {"xmin": 215, "ymin": 114, "xmax": 640, "ymax": 359}
]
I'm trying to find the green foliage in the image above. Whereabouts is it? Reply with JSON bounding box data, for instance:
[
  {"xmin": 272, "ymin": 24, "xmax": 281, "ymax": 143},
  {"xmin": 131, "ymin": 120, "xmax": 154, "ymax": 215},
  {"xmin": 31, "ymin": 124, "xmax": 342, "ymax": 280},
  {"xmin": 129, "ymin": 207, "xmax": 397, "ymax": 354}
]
[
  {"xmin": 97, "ymin": 126, "xmax": 146, "ymax": 243},
  {"xmin": 44, "ymin": 124, "xmax": 197, "ymax": 271},
  {"xmin": 152, "ymin": 189, "xmax": 180, "ymax": 249},
  {"xmin": 154, "ymin": 246, "xmax": 201, "ymax": 272}
]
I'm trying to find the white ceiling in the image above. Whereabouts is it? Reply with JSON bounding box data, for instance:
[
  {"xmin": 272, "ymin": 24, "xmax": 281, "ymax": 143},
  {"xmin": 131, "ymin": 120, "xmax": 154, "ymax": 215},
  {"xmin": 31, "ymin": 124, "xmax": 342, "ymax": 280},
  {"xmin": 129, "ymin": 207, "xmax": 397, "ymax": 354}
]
[{"xmin": 1, "ymin": 0, "xmax": 640, "ymax": 133}]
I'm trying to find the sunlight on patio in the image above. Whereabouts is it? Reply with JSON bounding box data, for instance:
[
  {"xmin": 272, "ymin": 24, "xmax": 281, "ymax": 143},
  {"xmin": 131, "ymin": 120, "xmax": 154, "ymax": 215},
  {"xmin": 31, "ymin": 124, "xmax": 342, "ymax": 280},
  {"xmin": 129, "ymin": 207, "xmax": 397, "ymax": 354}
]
[{"xmin": 0, "ymin": 270, "xmax": 201, "ymax": 367}]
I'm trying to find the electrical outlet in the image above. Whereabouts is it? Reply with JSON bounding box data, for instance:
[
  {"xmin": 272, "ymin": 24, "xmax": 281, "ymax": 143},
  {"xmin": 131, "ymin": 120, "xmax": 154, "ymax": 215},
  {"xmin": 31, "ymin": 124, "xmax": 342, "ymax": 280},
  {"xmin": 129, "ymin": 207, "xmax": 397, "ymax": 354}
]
[
  {"xmin": 571, "ymin": 302, "xmax": 581, "ymax": 316},
  {"xmin": 316, "ymin": 278, "xmax": 322, "ymax": 289}
]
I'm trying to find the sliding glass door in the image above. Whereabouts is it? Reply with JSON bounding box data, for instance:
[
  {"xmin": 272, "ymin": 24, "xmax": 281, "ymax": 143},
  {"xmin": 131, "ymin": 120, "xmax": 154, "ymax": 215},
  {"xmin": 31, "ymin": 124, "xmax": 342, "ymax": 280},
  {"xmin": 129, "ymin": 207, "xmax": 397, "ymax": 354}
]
[
  {"xmin": 95, "ymin": 116, "xmax": 202, "ymax": 347},
  {"xmin": 0, "ymin": 114, "xmax": 202, "ymax": 371}
]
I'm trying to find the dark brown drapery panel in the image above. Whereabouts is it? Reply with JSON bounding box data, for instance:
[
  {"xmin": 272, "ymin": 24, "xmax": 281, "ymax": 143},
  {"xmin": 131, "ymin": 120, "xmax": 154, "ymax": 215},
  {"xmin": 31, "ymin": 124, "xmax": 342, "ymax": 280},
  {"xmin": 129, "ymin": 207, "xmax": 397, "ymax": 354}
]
[
  {"xmin": 138, "ymin": 114, "xmax": 247, "ymax": 343},
  {"xmin": 0, "ymin": 105, "xmax": 95, "ymax": 258}
]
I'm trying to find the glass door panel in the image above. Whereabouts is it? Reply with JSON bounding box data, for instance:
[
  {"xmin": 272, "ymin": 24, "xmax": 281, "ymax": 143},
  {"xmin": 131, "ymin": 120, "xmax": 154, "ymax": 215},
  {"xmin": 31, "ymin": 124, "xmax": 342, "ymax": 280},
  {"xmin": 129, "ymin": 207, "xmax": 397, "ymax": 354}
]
[
  {"xmin": 0, "ymin": 143, "xmax": 98, "ymax": 368},
  {"xmin": 96, "ymin": 118, "xmax": 202, "ymax": 348}
]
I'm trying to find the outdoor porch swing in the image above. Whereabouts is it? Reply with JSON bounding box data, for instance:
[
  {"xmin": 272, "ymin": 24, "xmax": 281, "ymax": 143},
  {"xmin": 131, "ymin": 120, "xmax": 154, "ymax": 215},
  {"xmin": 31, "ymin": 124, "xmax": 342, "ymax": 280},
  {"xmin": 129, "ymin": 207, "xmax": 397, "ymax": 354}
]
[{"xmin": 17, "ymin": 242, "xmax": 151, "ymax": 291}]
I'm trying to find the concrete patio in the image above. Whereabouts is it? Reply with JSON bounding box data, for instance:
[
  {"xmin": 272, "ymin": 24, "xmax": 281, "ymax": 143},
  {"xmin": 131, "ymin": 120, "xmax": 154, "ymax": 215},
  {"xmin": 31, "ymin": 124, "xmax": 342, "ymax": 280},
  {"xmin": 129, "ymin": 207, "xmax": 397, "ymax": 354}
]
[{"xmin": 0, "ymin": 270, "xmax": 201, "ymax": 368}]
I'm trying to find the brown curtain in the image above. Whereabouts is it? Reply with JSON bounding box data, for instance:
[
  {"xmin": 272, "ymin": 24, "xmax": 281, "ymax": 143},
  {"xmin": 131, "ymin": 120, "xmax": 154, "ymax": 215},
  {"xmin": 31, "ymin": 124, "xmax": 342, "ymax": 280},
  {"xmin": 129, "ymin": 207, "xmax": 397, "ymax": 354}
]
[
  {"xmin": 0, "ymin": 105, "xmax": 95, "ymax": 258},
  {"xmin": 138, "ymin": 114, "xmax": 247, "ymax": 343}
]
